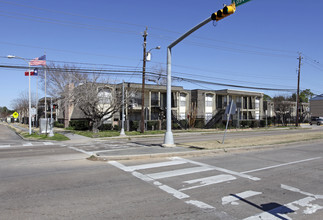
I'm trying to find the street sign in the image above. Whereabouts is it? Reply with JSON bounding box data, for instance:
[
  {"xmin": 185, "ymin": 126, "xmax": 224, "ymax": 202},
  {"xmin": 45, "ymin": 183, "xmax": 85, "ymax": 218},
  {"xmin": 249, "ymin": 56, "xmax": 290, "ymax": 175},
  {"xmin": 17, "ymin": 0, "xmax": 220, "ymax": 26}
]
[
  {"xmin": 232, "ymin": 0, "xmax": 252, "ymax": 7},
  {"xmin": 12, "ymin": 112, "xmax": 19, "ymax": 119},
  {"xmin": 31, "ymin": 108, "xmax": 37, "ymax": 116}
]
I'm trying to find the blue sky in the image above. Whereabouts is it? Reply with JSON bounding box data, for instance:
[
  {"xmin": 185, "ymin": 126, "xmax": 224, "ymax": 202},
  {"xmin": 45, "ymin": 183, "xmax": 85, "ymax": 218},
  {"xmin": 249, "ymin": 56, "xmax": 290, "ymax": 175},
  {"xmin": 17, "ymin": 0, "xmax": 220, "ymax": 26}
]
[{"xmin": 1, "ymin": 0, "xmax": 323, "ymax": 109}]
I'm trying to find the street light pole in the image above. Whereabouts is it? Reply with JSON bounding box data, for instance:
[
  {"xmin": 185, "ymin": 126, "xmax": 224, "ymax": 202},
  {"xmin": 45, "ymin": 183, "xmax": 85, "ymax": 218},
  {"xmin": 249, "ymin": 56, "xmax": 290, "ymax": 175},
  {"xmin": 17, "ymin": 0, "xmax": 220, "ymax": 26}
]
[
  {"xmin": 7, "ymin": 55, "xmax": 32, "ymax": 135},
  {"xmin": 120, "ymin": 80, "xmax": 126, "ymax": 136}
]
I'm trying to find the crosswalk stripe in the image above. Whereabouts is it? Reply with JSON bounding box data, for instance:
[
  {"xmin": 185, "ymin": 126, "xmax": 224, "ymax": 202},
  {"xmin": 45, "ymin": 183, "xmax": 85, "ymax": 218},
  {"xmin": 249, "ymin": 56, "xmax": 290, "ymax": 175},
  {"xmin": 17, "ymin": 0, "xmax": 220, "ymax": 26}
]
[
  {"xmin": 185, "ymin": 200, "xmax": 214, "ymax": 209},
  {"xmin": 222, "ymin": 190, "xmax": 262, "ymax": 205},
  {"xmin": 243, "ymin": 196, "xmax": 321, "ymax": 220},
  {"xmin": 180, "ymin": 174, "xmax": 236, "ymax": 191},
  {"xmin": 146, "ymin": 166, "xmax": 215, "ymax": 180},
  {"xmin": 172, "ymin": 157, "xmax": 261, "ymax": 181},
  {"xmin": 0, "ymin": 145, "xmax": 11, "ymax": 149},
  {"xmin": 125, "ymin": 160, "xmax": 187, "ymax": 172}
]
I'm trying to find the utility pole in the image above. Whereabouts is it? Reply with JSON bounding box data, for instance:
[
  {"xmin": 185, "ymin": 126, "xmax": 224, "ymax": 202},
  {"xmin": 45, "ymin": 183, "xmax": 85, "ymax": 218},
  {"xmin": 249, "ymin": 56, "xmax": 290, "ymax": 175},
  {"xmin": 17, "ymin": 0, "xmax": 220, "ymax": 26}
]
[
  {"xmin": 141, "ymin": 27, "xmax": 148, "ymax": 133},
  {"xmin": 296, "ymin": 53, "xmax": 302, "ymax": 127}
]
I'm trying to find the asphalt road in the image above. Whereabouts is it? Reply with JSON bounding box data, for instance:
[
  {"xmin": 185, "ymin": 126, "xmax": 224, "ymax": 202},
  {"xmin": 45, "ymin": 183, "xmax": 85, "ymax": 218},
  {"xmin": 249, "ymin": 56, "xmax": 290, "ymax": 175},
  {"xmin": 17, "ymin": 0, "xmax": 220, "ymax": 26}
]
[
  {"xmin": 0, "ymin": 122, "xmax": 25, "ymax": 145},
  {"xmin": 0, "ymin": 123, "xmax": 322, "ymax": 219}
]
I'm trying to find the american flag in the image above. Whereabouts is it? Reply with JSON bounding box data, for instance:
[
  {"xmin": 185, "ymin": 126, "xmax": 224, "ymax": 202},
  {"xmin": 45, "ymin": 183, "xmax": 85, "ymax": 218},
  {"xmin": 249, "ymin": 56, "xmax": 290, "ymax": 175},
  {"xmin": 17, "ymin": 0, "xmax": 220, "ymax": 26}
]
[{"xmin": 30, "ymin": 55, "xmax": 46, "ymax": 66}]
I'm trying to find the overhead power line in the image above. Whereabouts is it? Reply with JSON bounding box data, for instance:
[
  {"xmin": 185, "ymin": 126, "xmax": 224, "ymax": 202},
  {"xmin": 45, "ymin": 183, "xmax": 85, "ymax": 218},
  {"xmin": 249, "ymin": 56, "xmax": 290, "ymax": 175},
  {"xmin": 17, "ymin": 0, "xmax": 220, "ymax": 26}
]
[{"xmin": 0, "ymin": 64, "xmax": 296, "ymax": 92}]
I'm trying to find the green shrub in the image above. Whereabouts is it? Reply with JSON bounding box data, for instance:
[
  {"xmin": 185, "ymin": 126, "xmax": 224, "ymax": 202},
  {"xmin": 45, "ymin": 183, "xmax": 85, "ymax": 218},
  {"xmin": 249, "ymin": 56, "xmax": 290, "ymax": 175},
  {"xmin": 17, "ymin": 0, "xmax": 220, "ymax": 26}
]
[
  {"xmin": 130, "ymin": 121, "xmax": 139, "ymax": 131},
  {"xmin": 194, "ymin": 118, "xmax": 205, "ymax": 129},
  {"xmin": 147, "ymin": 121, "xmax": 159, "ymax": 130},
  {"xmin": 69, "ymin": 120, "xmax": 90, "ymax": 131},
  {"xmin": 251, "ymin": 120, "xmax": 260, "ymax": 128},
  {"xmin": 241, "ymin": 121, "xmax": 252, "ymax": 128},
  {"xmin": 113, "ymin": 125, "xmax": 119, "ymax": 131},
  {"xmin": 179, "ymin": 120, "xmax": 188, "ymax": 129},
  {"xmin": 99, "ymin": 124, "xmax": 112, "ymax": 131},
  {"xmin": 54, "ymin": 121, "xmax": 64, "ymax": 128},
  {"xmin": 214, "ymin": 121, "xmax": 226, "ymax": 129},
  {"xmin": 172, "ymin": 123, "xmax": 180, "ymax": 130}
]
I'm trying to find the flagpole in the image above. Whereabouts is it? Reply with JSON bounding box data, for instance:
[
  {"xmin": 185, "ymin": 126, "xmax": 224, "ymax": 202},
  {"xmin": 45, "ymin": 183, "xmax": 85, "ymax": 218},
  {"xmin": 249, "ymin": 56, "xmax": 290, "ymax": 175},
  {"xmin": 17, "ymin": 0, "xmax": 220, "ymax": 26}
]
[
  {"xmin": 28, "ymin": 61, "xmax": 32, "ymax": 135},
  {"xmin": 36, "ymin": 71, "xmax": 38, "ymax": 128},
  {"xmin": 44, "ymin": 51, "xmax": 47, "ymax": 122}
]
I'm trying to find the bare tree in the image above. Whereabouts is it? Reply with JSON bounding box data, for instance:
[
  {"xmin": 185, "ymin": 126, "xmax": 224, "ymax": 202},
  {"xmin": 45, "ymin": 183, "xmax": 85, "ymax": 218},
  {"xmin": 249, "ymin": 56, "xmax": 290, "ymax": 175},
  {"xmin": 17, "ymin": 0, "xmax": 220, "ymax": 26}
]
[
  {"xmin": 146, "ymin": 64, "xmax": 167, "ymax": 85},
  {"xmin": 272, "ymin": 96, "xmax": 290, "ymax": 125},
  {"xmin": 72, "ymin": 76, "xmax": 128, "ymax": 133},
  {"xmin": 38, "ymin": 63, "xmax": 89, "ymax": 125},
  {"xmin": 188, "ymin": 102, "xmax": 197, "ymax": 128},
  {"xmin": 38, "ymin": 63, "xmax": 89, "ymax": 98},
  {"xmin": 11, "ymin": 90, "xmax": 37, "ymax": 123}
]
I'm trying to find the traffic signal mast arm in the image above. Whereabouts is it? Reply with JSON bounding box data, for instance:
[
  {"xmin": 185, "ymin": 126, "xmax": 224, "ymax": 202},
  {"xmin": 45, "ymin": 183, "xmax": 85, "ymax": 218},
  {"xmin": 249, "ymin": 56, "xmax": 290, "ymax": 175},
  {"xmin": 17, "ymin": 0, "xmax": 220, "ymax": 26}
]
[{"xmin": 211, "ymin": 3, "xmax": 236, "ymax": 21}]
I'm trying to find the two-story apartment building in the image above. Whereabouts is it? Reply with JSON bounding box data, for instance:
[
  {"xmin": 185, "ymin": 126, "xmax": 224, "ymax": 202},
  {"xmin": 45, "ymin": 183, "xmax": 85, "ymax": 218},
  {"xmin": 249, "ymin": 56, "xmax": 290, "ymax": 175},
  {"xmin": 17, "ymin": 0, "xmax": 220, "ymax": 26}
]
[
  {"xmin": 121, "ymin": 83, "xmax": 190, "ymax": 122},
  {"xmin": 55, "ymin": 82, "xmax": 287, "ymax": 129},
  {"xmin": 191, "ymin": 89, "xmax": 264, "ymax": 126}
]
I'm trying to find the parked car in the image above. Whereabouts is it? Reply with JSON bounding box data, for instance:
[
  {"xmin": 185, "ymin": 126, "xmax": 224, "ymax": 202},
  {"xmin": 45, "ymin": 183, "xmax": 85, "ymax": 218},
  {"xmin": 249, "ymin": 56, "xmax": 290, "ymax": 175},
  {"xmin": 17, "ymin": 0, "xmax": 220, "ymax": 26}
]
[{"xmin": 309, "ymin": 117, "xmax": 323, "ymax": 125}]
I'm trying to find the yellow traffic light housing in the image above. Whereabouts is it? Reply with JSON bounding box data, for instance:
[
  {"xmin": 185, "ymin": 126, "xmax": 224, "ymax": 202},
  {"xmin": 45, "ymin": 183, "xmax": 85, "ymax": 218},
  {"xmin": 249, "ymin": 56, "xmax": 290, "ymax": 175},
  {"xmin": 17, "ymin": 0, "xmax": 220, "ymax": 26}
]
[{"xmin": 211, "ymin": 3, "xmax": 236, "ymax": 21}]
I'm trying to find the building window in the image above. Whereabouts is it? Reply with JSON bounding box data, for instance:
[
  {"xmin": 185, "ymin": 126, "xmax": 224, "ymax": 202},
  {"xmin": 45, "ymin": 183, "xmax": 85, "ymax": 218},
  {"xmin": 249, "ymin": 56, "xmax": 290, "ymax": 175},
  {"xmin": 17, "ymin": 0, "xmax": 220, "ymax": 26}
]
[
  {"xmin": 180, "ymin": 93, "xmax": 186, "ymax": 107},
  {"xmin": 205, "ymin": 94, "xmax": 213, "ymax": 107},
  {"xmin": 217, "ymin": 95, "xmax": 223, "ymax": 109},
  {"xmin": 98, "ymin": 88, "xmax": 112, "ymax": 104},
  {"xmin": 151, "ymin": 92, "xmax": 158, "ymax": 106},
  {"xmin": 236, "ymin": 96, "xmax": 241, "ymax": 108},
  {"xmin": 244, "ymin": 97, "xmax": 248, "ymax": 109},
  {"xmin": 130, "ymin": 92, "xmax": 141, "ymax": 107}
]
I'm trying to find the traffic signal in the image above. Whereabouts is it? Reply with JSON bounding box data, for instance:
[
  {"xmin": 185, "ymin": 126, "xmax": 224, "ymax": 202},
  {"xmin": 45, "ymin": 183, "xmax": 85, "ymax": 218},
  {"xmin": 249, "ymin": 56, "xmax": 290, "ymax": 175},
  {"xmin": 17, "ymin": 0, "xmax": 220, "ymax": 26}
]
[{"xmin": 211, "ymin": 3, "xmax": 236, "ymax": 21}]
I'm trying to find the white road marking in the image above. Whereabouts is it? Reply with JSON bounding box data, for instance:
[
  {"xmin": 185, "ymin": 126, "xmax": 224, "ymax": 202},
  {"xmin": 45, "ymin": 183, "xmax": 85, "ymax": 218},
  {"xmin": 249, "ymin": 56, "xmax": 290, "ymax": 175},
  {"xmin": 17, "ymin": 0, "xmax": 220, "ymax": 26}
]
[
  {"xmin": 244, "ymin": 185, "xmax": 323, "ymax": 220},
  {"xmin": 0, "ymin": 145, "xmax": 11, "ymax": 148},
  {"xmin": 108, "ymin": 161, "xmax": 129, "ymax": 171},
  {"xmin": 245, "ymin": 196, "xmax": 323, "ymax": 219},
  {"xmin": 171, "ymin": 157, "xmax": 260, "ymax": 181},
  {"xmin": 43, "ymin": 142, "xmax": 54, "ymax": 145},
  {"xmin": 23, "ymin": 142, "xmax": 33, "ymax": 146},
  {"xmin": 146, "ymin": 166, "xmax": 215, "ymax": 180},
  {"xmin": 281, "ymin": 184, "xmax": 323, "ymax": 200},
  {"xmin": 109, "ymin": 160, "xmax": 215, "ymax": 210},
  {"xmin": 242, "ymin": 157, "xmax": 322, "ymax": 174},
  {"xmin": 222, "ymin": 190, "xmax": 262, "ymax": 205},
  {"xmin": 158, "ymin": 183, "xmax": 190, "ymax": 199},
  {"xmin": 68, "ymin": 146, "xmax": 93, "ymax": 155},
  {"xmin": 185, "ymin": 200, "xmax": 214, "ymax": 209},
  {"xmin": 123, "ymin": 160, "xmax": 187, "ymax": 172},
  {"xmin": 132, "ymin": 171, "xmax": 154, "ymax": 182},
  {"xmin": 180, "ymin": 174, "xmax": 236, "ymax": 191}
]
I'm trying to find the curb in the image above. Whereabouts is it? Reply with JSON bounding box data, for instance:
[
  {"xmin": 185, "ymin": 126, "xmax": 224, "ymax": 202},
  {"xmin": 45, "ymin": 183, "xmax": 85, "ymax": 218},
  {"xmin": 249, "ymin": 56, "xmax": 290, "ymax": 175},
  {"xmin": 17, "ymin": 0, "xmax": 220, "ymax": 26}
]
[
  {"xmin": 93, "ymin": 138, "xmax": 323, "ymax": 161},
  {"xmin": 93, "ymin": 144, "xmax": 280, "ymax": 161}
]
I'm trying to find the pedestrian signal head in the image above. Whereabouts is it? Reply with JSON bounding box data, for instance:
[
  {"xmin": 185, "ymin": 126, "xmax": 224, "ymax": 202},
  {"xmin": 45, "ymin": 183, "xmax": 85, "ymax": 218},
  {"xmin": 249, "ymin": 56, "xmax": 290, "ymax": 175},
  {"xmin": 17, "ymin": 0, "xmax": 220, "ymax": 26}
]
[{"xmin": 211, "ymin": 3, "xmax": 236, "ymax": 21}]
